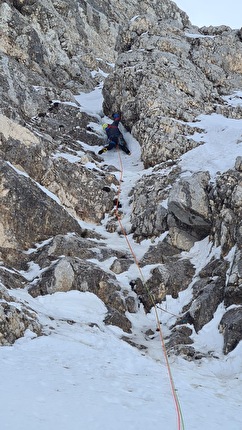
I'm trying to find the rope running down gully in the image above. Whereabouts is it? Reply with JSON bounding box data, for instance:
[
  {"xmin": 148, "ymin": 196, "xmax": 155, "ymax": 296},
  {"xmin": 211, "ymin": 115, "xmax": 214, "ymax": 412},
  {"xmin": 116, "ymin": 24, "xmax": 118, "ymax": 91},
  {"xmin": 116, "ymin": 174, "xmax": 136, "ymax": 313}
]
[{"xmin": 114, "ymin": 145, "xmax": 185, "ymax": 430}]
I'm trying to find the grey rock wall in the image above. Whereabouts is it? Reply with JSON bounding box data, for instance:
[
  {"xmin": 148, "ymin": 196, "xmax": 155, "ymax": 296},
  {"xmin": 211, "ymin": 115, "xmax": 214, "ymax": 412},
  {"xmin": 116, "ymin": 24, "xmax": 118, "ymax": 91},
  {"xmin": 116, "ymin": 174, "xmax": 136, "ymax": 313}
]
[{"xmin": 103, "ymin": 15, "xmax": 242, "ymax": 168}]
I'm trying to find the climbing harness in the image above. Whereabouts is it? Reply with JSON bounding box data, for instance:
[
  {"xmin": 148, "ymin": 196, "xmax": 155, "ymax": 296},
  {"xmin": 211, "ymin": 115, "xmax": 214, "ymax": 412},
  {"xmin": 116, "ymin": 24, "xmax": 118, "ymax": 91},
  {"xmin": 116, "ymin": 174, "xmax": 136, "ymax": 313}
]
[{"xmin": 114, "ymin": 144, "xmax": 185, "ymax": 430}]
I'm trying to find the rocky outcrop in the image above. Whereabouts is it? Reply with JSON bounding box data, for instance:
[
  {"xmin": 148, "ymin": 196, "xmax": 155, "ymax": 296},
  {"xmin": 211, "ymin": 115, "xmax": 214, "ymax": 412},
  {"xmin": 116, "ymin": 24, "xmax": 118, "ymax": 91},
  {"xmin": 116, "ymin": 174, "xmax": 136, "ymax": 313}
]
[
  {"xmin": 0, "ymin": 285, "xmax": 42, "ymax": 345},
  {"xmin": 131, "ymin": 169, "xmax": 213, "ymax": 251},
  {"xmin": 174, "ymin": 257, "xmax": 228, "ymax": 335},
  {"xmin": 0, "ymin": 104, "xmax": 118, "ymax": 224},
  {"xmin": 0, "ymin": 267, "xmax": 27, "ymax": 289},
  {"xmin": 0, "ymin": 160, "xmax": 84, "ymax": 250},
  {"xmin": 165, "ymin": 326, "xmax": 193, "ymax": 354},
  {"xmin": 219, "ymin": 307, "xmax": 242, "ymax": 354},
  {"xmin": 103, "ymin": 14, "xmax": 242, "ymax": 168},
  {"xmin": 212, "ymin": 162, "xmax": 242, "ymax": 255},
  {"xmin": 28, "ymin": 256, "xmax": 135, "ymax": 332},
  {"xmin": 185, "ymin": 277, "xmax": 224, "ymax": 333},
  {"xmin": 1, "ymin": 0, "xmax": 188, "ymax": 121},
  {"xmin": 133, "ymin": 257, "xmax": 195, "ymax": 312},
  {"xmin": 131, "ymin": 164, "xmax": 178, "ymax": 240},
  {"xmin": 223, "ymin": 248, "xmax": 242, "ymax": 307},
  {"xmin": 167, "ymin": 171, "xmax": 212, "ymax": 250}
]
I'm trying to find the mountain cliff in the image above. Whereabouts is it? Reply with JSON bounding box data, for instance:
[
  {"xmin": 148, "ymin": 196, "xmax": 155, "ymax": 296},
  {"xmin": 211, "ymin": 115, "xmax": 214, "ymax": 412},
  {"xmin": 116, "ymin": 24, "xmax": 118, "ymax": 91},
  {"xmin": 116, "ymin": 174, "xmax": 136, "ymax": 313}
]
[{"xmin": 1, "ymin": 0, "xmax": 242, "ymax": 361}]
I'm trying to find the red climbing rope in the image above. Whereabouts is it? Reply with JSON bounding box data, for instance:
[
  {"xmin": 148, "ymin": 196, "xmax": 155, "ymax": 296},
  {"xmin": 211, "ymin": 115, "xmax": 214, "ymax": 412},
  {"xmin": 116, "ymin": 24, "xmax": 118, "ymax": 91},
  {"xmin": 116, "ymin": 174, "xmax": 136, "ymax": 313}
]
[{"xmin": 114, "ymin": 145, "xmax": 185, "ymax": 430}]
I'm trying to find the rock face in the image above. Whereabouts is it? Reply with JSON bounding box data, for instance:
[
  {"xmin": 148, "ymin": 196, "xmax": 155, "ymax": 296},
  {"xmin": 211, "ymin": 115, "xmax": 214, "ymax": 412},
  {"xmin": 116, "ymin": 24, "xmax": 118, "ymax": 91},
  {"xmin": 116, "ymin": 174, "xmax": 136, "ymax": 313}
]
[
  {"xmin": 212, "ymin": 166, "xmax": 242, "ymax": 255},
  {"xmin": 0, "ymin": 0, "xmax": 242, "ymax": 356},
  {"xmin": 219, "ymin": 307, "xmax": 242, "ymax": 354},
  {"xmin": 103, "ymin": 14, "xmax": 242, "ymax": 168},
  {"xmin": 134, "ymin": 256, "xmax": 195, "ymax": 312},
  {"xmin": 0, "ymin": 160, "xmax": 83, "ymax": 250},
  {"xmin": 167, "ymin": 172, "xmax": 212, "ymax": 250},
  {"xmin": 0, "ymin": 285, "xmax": 42, "ymax": 345},
  {"xmin": 0, "ymin": 0, "xmax": 188, "ymax": 120},
  {"xmin": 131, "ymin": 165, "xmax": 177, "ymax": 240}
]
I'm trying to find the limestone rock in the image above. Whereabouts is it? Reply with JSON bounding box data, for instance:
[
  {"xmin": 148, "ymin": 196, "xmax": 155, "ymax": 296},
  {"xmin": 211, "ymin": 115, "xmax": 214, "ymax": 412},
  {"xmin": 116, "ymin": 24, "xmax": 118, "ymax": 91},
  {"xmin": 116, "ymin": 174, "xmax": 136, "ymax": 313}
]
[
  {"xmin": 212, "ymin": 169, "xmax": 242, "ymax": 255},
  {"xmin": 110, "ymin": 257, "xmax": 133, "ymax": 274},
  {"xmin": 133, "ymin": 257, "xmax": 195, "ymax": 312},
  {"xmin": 235, "ymin": 156, "xmax": 242, "ymax": 172},
  {"xmin": 167, "ymin": 172, "xmax": 211, "ymax": 250},
  {"xmin": 0, "ymin": 285, "xmax": 42, "ymax": 345},
  {"xmin": 28, "ymin": 256, "xmax": 134, "ymax": 332},
  {"xmin": 30, "ymin": 234, "xmax": 111, "ymax": 267},
  {"xmin": 0, "ymin": 160, "xmax": 83, "ymax": 251},
  {"xmin": 175, "ymin": 258, "xmax": 228, "ymax": 334},
  {"xmin": 188, "ymin": 277, "xmax": 224, "ymax": 332},
  {"xmin": 131, "ymin": 173, "xmax": 169, "ymax": 240},
  {"xmin": 219, "ymin": 307, "xmax": 242, "ymax": 354},
  {"xmin": 224, "ymin": 249, "xmax": 242, "ymax": 307},
  {"xmin": 103, "ymin": 12, "xmax": 242, "ymax": 169},
  {"xmin": 217, "ymin": 209, "xmax": 237, "ymax": 256},
  {"xmin": 104, "ymin": 308, "xmax": 132, "ymax": 333},
  {"xmin": 199, "ymin": 258, "xmax": 229, "ymax": 279},
  {"xmin": 139, "ymin": 240, "xmax": 180, "ymax": 266},
  {"xmin": 0, "ymin": 106, "xmax": 118, "ymax": 225},
  {"xmin": 0, "ymin": 267, "xmax": 27, "ymax": 290},
  {"xmin": 165, "ymin": 326, "xmax": 193, "ymax": 352},
  {"xmin": 130, "ymin": 163, "xmax": 180, "ymax": 240}
]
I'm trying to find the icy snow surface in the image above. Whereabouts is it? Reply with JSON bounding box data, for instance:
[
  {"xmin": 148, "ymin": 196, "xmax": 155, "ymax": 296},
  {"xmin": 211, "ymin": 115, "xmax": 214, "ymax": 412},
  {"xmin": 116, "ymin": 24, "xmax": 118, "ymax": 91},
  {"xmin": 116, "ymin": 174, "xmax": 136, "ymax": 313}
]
[{"xmin": 1, "ymin": 86, "xmax": 242, "ymax": 430}]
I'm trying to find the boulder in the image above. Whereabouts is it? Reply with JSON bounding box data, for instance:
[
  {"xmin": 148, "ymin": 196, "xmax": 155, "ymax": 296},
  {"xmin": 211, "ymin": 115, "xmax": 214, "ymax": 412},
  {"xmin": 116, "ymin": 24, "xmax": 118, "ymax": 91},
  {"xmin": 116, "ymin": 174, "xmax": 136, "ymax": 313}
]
[
  {"xmin": 167, "ymin": 172, "xmax": 211, "ymax": 250},
  {"xmin": 219, "ymin": 307, "xmax": 242, "ymax": 354},
  {"xmin": 185, "ymin": 277, "xmax": 225, "ymax": 332},
  {"xmin": 140, "ymin": 240, "xmax": 180, "ymax": 266},
  {"xmin": 104, "ymin": 308, "xmax": 132, "ymax": 333},
  {"xmin": 133, "ymin": 257, "xmax": 195, "ymax": 312},
  {"xmin": 165, "ymin": 326, "xmax": 193, "ymax": 351},
  {"xmin": 235, "ymin": 156, "xmax": 242, "ymax": 172},
  {"xmin": 110, "ymin": 257, "xmax": 134, "ymax": 274}
]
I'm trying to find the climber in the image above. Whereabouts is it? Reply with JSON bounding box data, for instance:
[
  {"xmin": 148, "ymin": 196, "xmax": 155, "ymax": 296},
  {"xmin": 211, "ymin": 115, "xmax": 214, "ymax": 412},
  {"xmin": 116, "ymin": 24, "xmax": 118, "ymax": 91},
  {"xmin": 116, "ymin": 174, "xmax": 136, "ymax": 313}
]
[{"xmin": 98, "ymin": 113, "xmax": 131, "ymax": 155}]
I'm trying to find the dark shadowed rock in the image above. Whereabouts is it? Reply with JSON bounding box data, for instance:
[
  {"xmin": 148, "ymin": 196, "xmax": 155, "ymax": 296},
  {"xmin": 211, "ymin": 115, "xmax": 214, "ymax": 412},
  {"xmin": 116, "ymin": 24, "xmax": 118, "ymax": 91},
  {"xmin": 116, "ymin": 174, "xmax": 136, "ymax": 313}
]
[
  {"xmin": 134, "ymin": 258, "xmax": 195, "ymax": 312},
  {"xmin": 224, "ymin": 249, "xmax": 242, "ymax": 306},
  {"xmin": 104, "ymin": 308, "xmax": 132, "ymax": 333},
  {"xmin": 186, "ymin": 277, "xmax": 224, "ymax": 332},
  {"xmin": 109, "ymin": 256, "xmax": 134, "ymax": 274},
  {"xmin": 140, "ymin": 240, "xmax": 180, "ymax": 266},
  {"xmin": 199, "ymin": 258, "xmax": 229, "ymax": 279},
  {"xmin": 0, "ymin": 267, "xmax": 27, "ymax": 290},
  {"xmin": 219, "ymin": 307, "xmax": 242, "ymax": 354},
  {"xmin": 0, "ymin": 161, "xmax": 83, "ymax": 251},
  {"xmin": 165, "ymin": 326, "xmax": 193, "ymax": 351}
]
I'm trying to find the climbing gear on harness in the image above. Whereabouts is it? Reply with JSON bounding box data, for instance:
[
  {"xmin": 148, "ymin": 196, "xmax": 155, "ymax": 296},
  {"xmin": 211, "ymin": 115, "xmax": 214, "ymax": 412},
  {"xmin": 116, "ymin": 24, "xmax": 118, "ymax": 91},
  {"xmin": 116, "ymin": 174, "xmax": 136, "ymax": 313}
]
[{"xmin": 98, "ymin": 147, "xmax": 108, "ymax": 155}]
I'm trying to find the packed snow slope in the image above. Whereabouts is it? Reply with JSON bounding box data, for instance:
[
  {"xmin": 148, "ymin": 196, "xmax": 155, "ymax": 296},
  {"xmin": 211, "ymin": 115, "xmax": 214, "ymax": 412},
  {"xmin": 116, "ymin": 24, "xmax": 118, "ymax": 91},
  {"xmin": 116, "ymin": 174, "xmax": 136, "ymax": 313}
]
[{"xmin": 0, "ymin": 86, "xmax": 242, "ymax": 430}]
